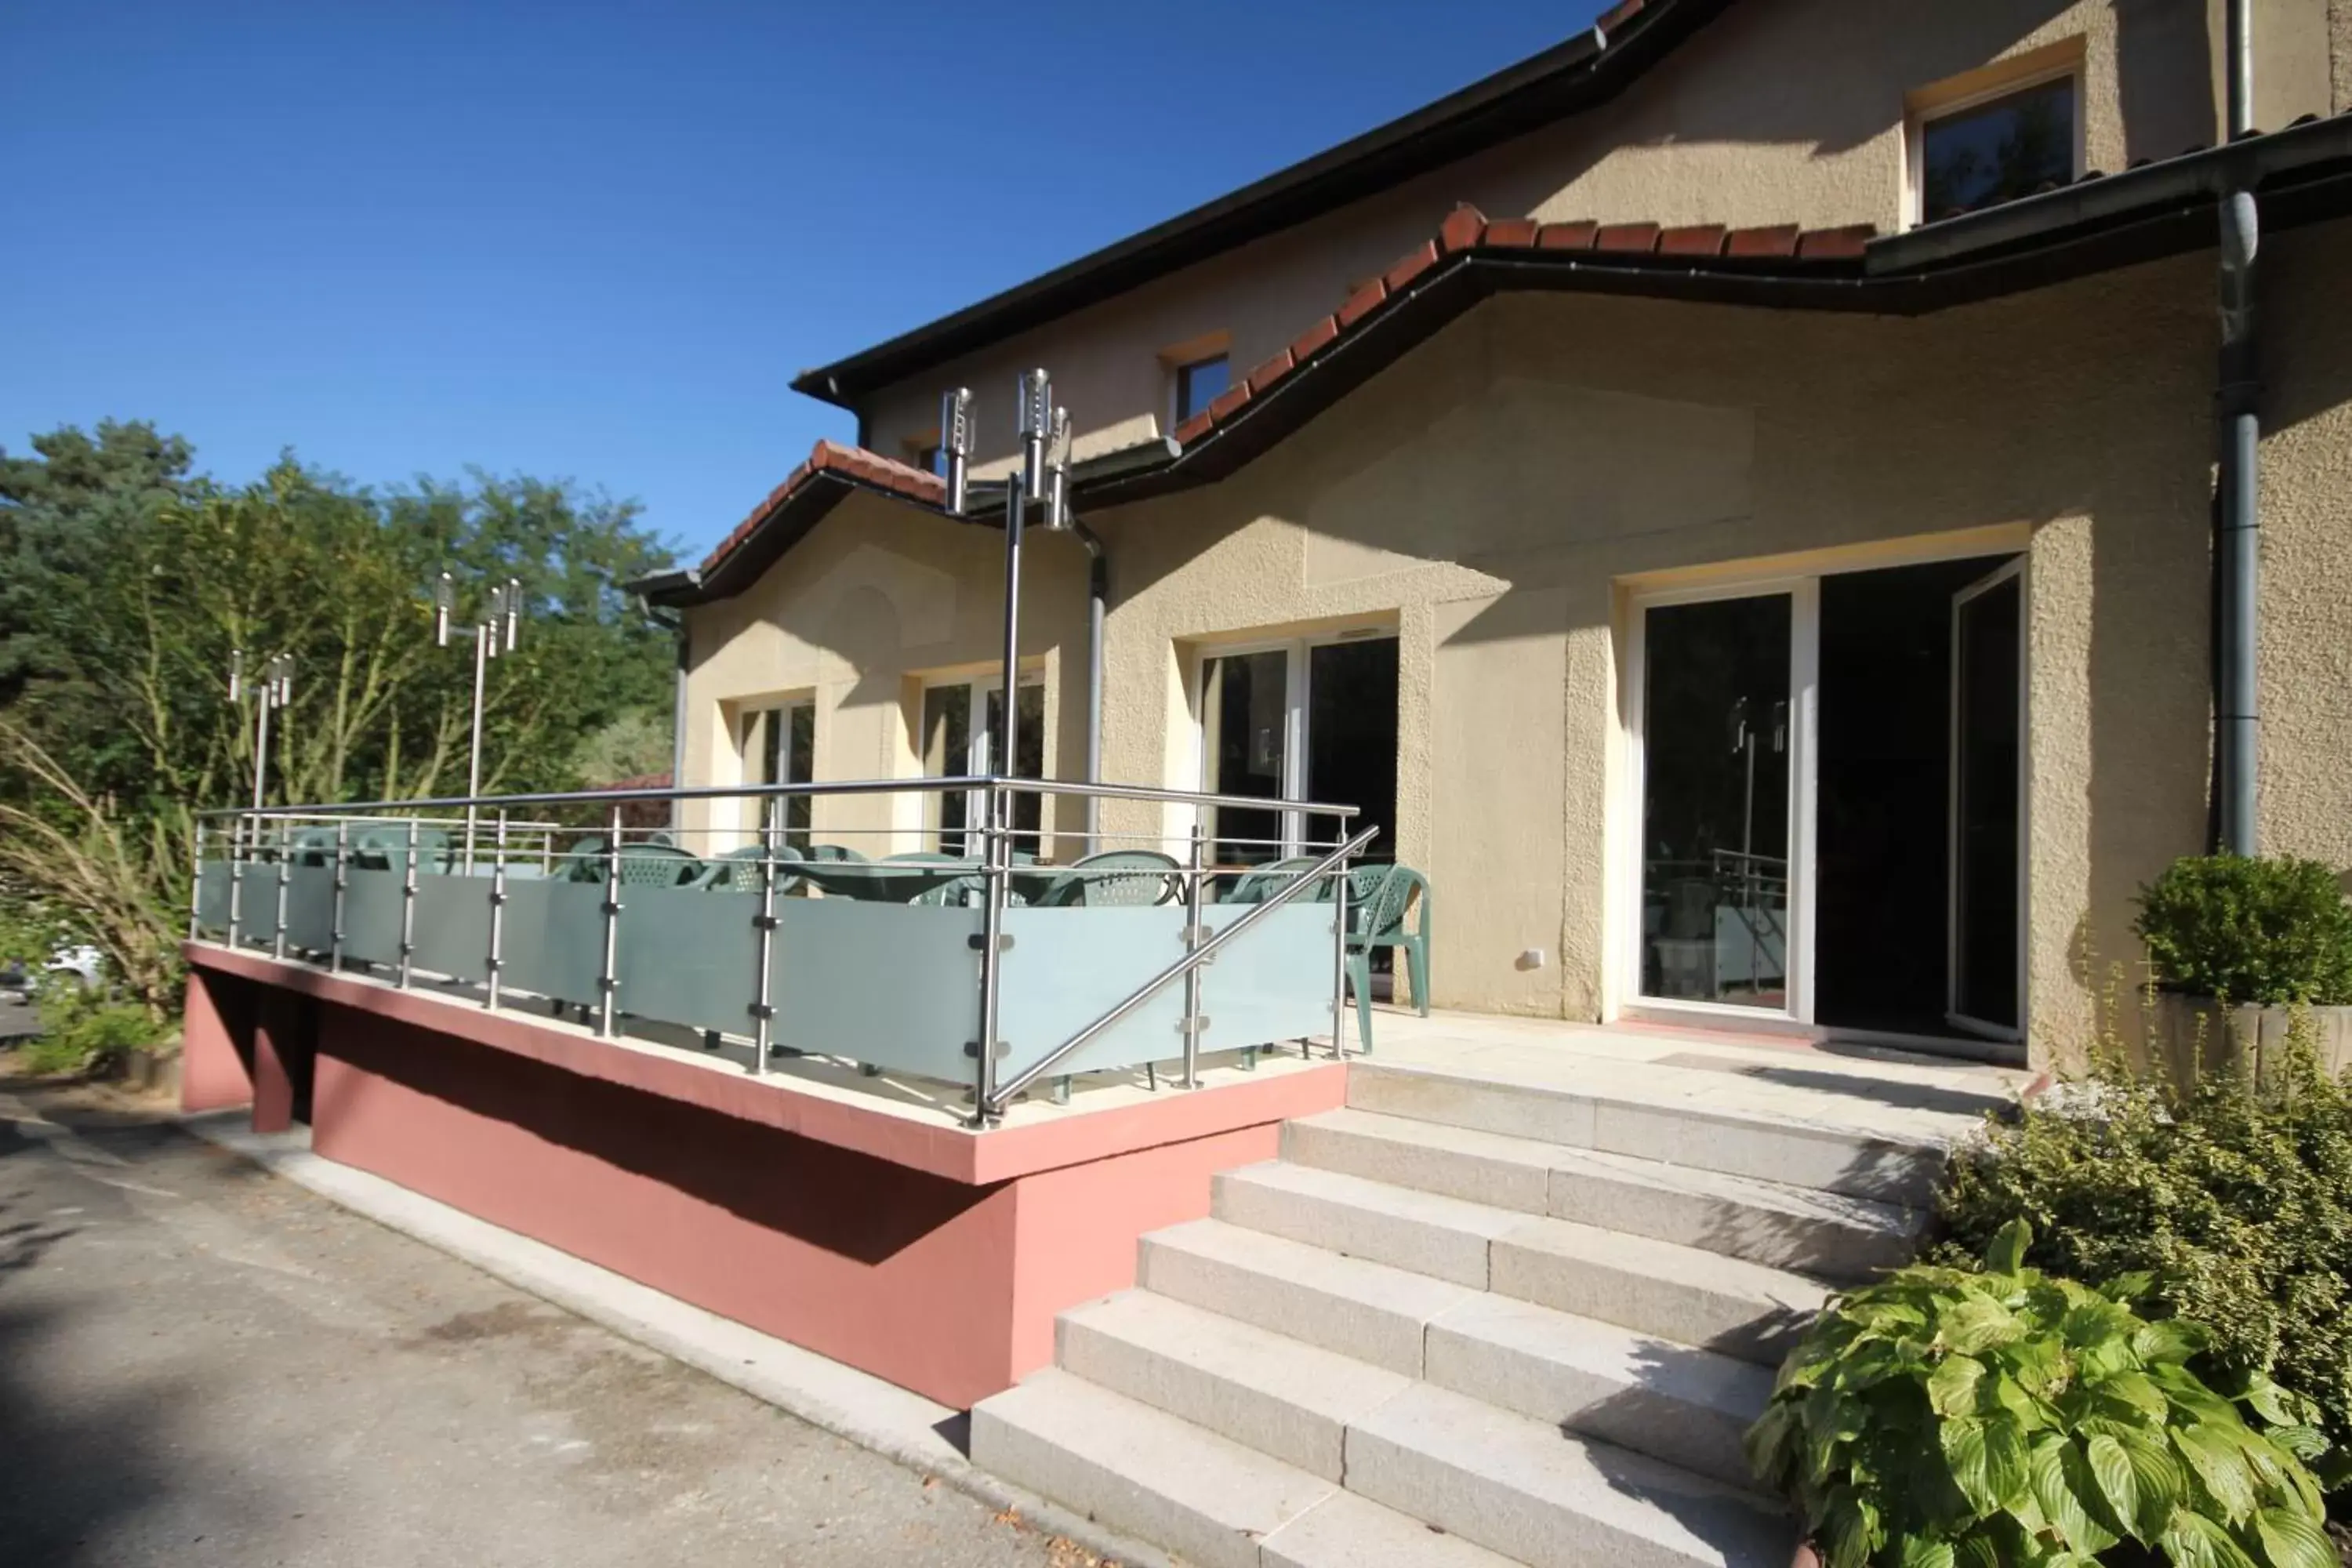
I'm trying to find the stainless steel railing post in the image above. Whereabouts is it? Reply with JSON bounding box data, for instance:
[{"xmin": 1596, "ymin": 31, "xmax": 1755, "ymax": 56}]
[
  {"xmin": 597, "ymin": 804, "xmax": 622, "ymax": 1038},
  {"xmin": 485, "ymin": 810, "xmax": 508, "ymax": 1011},
  {"xmin": 1181, "ymin": 823, "xmax": 1207, "ymax": 1090},
  {"xmin": 330, "ymin": 818, "xmax": 349, "ymax": 972},
  {"xmin": 187, "ymin": 819, "xmax": 206, "ymax": 942},
  {"xmin": 750, "ymin": 797, "xmax": 778, "ymax": 1077},
  {"xmin": 398, "ymin": 816, "xmax": 419, "ymax": 989},
  {"xmin": 272, "ymin": 818, "xmax": 291, "ymax": 959},
  {"xmin": 1330, "ymin": 855, "xmax": 1351, "ymax": 1059},
  {"xmin": 227, "ymin": 814, "xmax": 245, "ymax": 949},
  {"xmin": 969, "ymin": 780, "xmax": 1010, "ymax": 1126}
]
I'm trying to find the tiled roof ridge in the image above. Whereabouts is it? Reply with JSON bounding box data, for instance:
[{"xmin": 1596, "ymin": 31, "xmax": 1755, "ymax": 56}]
[
  {"xmin": 1167, "ymin": 201, "xmax": 1878, "ymax": 445},
  {"xmin": 701, "ymin": 438, "xmax": 946, "ymax": 575}
]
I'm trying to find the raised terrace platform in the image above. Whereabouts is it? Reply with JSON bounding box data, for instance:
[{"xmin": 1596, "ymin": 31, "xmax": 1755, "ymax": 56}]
[{"xmin": 180, "ymin": 939, "xmax": 1345, "ymax": 1407}]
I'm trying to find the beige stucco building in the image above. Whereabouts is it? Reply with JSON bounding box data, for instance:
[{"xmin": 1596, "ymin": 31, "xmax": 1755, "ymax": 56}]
[{"xmin": 646, "ymin": 0, "xmax": 2352, "ymax": 1072}]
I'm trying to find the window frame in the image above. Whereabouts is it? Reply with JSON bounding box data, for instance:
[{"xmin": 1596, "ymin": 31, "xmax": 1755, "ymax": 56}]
[
  {"xmin": 1904, "ymin": 60, "xmax": 2084, "ymax": 230},
  {"xmin": 916, "ymin": 669, "xmax": 1048, "ymax": 855},
  {"xmin": 737, "ymin": 695, "xmax": 816, "ymax": 851},
  {"xmin": 1191, "ymin": 626, "xmax": 1396, "ymax": 862}
]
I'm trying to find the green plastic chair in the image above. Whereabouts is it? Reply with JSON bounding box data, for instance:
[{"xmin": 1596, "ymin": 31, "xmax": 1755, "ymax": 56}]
[
  {"xmin": 353, "ymin": 826, "xmax": 451, "ymax": 875},
  {"xmin": 688, "ymin": 843, "xmax": 802, "ymax": 892},
  {"xmin": 803, "ymin": 844, "xmax": 870, "ymax": 863},
  {"xmin": 1036, "ymin": 850, "xmax": 1180, "ymax": 908},
  {"xmin": 287, "ymin": 826, "xmax": 342, "ymax": 867},
  {"xmin": 1344, "ymin": 863, "xmax": 1432, "ymax": 1051},
  {"xmin": 1223, "ymin": 855, "xmax": 1330, "ymax": 905},
  {"xmin": 612, "ymin": 843, "xmax": 702, "ymax": 887}
]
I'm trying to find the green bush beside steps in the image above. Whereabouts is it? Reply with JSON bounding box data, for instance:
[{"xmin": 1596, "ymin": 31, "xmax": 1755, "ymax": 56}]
[{"xmin": 1749, "ymin": 1220, "xmax": 2337, "ymax": 1568}]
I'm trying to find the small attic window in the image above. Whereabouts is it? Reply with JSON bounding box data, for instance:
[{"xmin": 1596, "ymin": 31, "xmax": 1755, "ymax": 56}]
[{"xmin": 1913, "ymin": 71, "xmax": 2079, "ymax": 226}]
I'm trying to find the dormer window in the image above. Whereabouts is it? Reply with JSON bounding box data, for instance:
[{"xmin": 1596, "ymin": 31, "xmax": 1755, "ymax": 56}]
[
  {"xmin": 1173, "ymin": 354, "xmax": 1231, "ymax": 424},
  {"xmin": 1911, "ymin": 68, "xmax": 2080, "ymax": 227}
]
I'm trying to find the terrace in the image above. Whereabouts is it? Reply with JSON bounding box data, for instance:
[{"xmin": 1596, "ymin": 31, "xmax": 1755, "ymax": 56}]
[{"xmin": 179, "ymin": 774, "xmax": 1374, "ymax": 1405}]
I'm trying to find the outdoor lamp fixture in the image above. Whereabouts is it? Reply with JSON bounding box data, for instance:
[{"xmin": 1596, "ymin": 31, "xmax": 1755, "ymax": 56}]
[
  {"xmin": 936, "ymin": 368, "xmax": 1078, "ymax": 1126},
  {"xmin": 935, "ymin": 368, "xmax": 1077, "ymax": 791},
  {"xmin": 230, "ymin": 648, "xmax": 296, "ymax": 811},
  {"xmin": 435, "ymin": 571, "xmax": 527, "ymax": 871}
]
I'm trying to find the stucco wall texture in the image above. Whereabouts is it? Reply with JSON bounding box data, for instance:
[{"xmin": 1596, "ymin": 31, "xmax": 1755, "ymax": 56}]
[{"xmin": 688, "ymin": 215, "xmax": 2352, "ymax": 1071}]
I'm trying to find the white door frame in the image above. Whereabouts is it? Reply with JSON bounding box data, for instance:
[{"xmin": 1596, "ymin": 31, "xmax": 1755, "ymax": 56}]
[
  {"xmin": 1946, "ymin": 557, "xmax": 2030, "ymax": 1042},
  {"xmin": 1621, "ymin": 576, "xmax": 1820, "ymax": 1026}
]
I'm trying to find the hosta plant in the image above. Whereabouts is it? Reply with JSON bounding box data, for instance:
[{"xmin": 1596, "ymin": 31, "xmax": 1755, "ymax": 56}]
[{"xmin": 1748, "ymin": 1220, "xmax": 2336, "ymax": 1568}]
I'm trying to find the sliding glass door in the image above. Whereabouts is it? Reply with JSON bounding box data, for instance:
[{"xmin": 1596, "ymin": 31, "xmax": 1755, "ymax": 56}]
[{"xmin": 1633, "ymin": 589, "xmax": 1809, "ymax": 1015}]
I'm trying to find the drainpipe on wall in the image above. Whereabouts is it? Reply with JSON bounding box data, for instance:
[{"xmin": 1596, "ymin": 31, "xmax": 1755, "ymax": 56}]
[
  {"xmin": 2215, "ymin": 0, "xmax": 2261, "ymax": 855},
  {"xmin": 1069, "ymin": 519, "xmax": 1109, "ymax": 852}
]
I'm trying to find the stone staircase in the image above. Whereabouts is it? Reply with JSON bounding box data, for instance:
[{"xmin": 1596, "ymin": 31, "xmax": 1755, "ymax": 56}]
[{"xmin": 971, "ymin": 1045, "xmax": 2000, "ymax": 1568}]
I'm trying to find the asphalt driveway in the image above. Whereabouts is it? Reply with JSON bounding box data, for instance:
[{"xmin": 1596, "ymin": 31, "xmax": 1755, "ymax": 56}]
[{"xmin": 0, "ymin": 1072, "xmax": 1091, "ymax": 1567}]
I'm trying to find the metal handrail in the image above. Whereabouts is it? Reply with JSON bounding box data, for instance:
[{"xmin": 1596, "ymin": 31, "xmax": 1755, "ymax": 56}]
[
  {"xmin": 199, "ymin": 773, "xmax": 1363, "ymax": 822},
  {"xmin": 989, "ymin": 823, "xmax": 1380, "ymax": 1111}
]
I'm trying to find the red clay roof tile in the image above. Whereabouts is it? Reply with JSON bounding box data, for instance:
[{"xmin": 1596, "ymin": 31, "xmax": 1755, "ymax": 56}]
[
  {"xmin": 1287, "ymin": 314, "xmax": 1341, "ymax": 364},
  {"xmin": 1796, "ymin": 223, "xmax": 1877, "ymax": 260},
  {"xmin": 1595, "ymin": 222, "xmax": 1663, "ymax": 253},
  {"xmin": 1206, "ymin": 383, "xmax": 1252, "ymax": 423},
  {"xmin": 1726, "ymin": 223, "xmax": 1802, "ymax": 258},
  {"xmin": 1439, "ymin": 205, "xmax": 1488, "ymax": 253},
  {"xmin": 1538, "ymin": 220, "xmax": 1600, "ymax": 250},
  {"xmin": 1659, "ymin": 223, "xmax": 1728, "ymax": 256},
  {"xmin": 1382, "ymin": 240, "xmax": 1441, "ymax": 293},
  {"xmin": 1483, "ymin": 217, "xmax": 1541, "ymax": 249},
  {"xmin": 1334, "ymin": 277, "xmax": 1388, "ymax": 329},
  {"xmin": 1244, "ymin": 348, "xmax": 1296, "ymax": 397}
]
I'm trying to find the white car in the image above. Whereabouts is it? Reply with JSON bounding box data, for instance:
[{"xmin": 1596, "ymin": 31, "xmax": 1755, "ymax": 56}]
[{"xmin": 45, "ymin": 945, "xmax": 102, "ymax": 989}]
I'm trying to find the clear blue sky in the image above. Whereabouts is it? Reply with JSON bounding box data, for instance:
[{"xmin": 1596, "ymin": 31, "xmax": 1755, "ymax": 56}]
[{"xmin": 2, "ymin": 2, "xmax": 1599, "ymax": 559}]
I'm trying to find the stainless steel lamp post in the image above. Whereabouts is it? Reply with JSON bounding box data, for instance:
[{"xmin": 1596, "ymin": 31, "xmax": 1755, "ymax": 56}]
[
  {"xmin": 436, "ymin": 571, "xmax": 524, "ymax": 872},
  {"xmin": 936, "ymin": 372, "xmax": 1077, "ymax": 1125}
]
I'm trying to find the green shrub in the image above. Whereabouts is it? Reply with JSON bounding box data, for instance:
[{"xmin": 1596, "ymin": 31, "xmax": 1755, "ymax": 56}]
[
  {"xmin": 2134, "ymin": 855, "xmax": 2352, "ymax": 1006},
  {"xmin": 1937, "ymin": 1033, "xmax": 2352, "ymax": 1469},
  {"xmin": 19, "ymin": 978, "xmax": 161, "ymax": 1077},
  {"xmin": 1750, "ymin": 1219, "xmax": 2336, "ymax": 1568}
]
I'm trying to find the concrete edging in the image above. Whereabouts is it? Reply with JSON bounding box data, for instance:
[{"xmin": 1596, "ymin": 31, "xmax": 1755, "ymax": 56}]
[{"xmin": 180, "ymin": 1110, "xmax": 1177, "ymax": 1568}]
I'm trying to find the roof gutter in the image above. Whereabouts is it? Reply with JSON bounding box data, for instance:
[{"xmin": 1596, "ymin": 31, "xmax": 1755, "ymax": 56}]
[{"xmin": 1868, "ymin": 110, "xmax": 2352, "ymax": 275}]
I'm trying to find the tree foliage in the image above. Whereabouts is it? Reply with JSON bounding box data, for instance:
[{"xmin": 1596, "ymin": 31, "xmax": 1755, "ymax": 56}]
[{"xmin": 0, "ymin": 419, "xmax": 677, "ymax": 1010}]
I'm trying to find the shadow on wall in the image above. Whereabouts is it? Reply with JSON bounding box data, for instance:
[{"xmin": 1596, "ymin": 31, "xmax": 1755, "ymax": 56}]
[{"xmin": 311, "ymin": 1004, "xmax": 1000, "ymax": 1265}]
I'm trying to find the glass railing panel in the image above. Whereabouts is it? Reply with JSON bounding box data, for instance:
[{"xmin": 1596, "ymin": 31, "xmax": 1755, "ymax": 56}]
[
  {"xmin": 341, "ymin": 868, "xmax": 405, "ymax": 968},
  {"xmin": 768, "ymin": 902, "xmax": 981, "ymax": 1082},
  {"xmin": 411, "ymin": 873, "xmax": 492, "ymax": 983},
  {"xmin": 995, "ymin": 906, "xmax": 1189, "ymax": 1083},
  {"xmin": 1192, "ymin": 902, "xmax": 1333, "ymax": 1054},
  {"xmin": 286, "ymin": 864, "xmax": 336, "ymax": 953},
  {"xmin": 499, "ymin": 877, "xmax": 604, "ymax": 1010},
  {"xmin": 614, "ymin": 885, "xmax": 760, "ymax": 1036}
]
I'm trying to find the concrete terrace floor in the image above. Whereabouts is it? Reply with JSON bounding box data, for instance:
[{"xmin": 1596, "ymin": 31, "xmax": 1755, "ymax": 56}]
[
  {"xmin": 1362, "ymin": 1008, "xmax": 2034, "ymax": 1145},
  {"xmin": 0, "ymin": 1071, "xmax": 1091, "ymax": 1568}
]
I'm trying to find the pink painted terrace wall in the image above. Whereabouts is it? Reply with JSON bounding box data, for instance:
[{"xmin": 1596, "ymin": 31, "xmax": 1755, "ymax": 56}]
[{"xmin": 181, "ymin": 942, "xmax": 1343, "ymax": 1407}]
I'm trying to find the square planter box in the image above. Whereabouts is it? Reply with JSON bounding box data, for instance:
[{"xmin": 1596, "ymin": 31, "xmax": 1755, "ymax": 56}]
[{"xmin": 2149, "ymin": 992, "xmax": 2352, "ymax": 1085}]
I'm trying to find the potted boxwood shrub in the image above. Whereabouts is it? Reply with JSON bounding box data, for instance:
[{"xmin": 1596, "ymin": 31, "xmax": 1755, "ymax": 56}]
[{"xmin": 2133, "ymin": 855, "xmax": 2352, "ymax": 1083}]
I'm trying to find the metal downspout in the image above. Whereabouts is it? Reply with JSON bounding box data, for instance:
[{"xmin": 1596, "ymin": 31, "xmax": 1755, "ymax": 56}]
[
  {"xmin": 2216, "ymin": 0, "xmax": 2260, "ymax": 855},
  {"xmin": 1070, "ymin": 518, "xmax": 1108, "ymax": 851}
]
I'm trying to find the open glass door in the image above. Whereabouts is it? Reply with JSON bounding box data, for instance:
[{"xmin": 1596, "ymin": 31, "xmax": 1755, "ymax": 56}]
[
  {"xmin": 1947, "ymin": 561, "xmax": 2025, "ymax": 1039},
  {"xmin": 1637, "ymin": 593, "xmax": 1799, "ymax": 1013}
]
